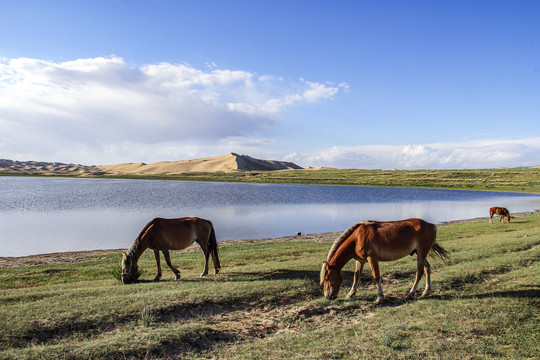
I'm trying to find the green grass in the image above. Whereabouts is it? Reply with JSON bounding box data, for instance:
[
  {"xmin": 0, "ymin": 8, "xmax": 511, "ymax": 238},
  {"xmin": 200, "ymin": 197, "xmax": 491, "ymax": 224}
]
[
  {"xmin": 4, "ymin": 167, "xmax": 540, "ymax": 193},
  {"xmin": 1, "ymin": 213, "xmax": 539, "ymax": 359},
  {"xmin": 110, "ymin": 167, "xmax": 540, "ymax": 193}
]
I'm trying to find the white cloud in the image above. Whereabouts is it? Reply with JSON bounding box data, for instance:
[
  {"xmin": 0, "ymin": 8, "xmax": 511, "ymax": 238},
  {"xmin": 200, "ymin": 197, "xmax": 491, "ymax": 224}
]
[
  {"xmin": 0, "ymin": 56, "xmax": 341, "ymax": 163},
  {"xmin": 286, "ymin": 138, "xmax": 540, "ymax": 169},
  {"xmin": 301, "ymin": 80, "xmax": 339, "ymax": 102},
  {"xmin": 4, "ymin": 56, "xmax": 536, "ymax": 170}
]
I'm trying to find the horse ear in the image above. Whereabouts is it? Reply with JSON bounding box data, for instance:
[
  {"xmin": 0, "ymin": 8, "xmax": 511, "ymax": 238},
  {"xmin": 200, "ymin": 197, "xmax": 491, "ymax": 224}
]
[{"xmin": 122, "ymin": 253, "xmax": 127, "ymax": 260}]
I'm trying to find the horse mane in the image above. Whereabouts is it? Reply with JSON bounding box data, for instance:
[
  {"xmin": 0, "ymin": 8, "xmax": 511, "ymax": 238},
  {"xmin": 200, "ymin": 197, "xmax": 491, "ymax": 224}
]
[
  {"xmin": 326, "ymin": 221, "xmax": 375, "ymax": 261},
  {"xmin": 126, "ymin": 218, "xmax": 156, "ymax": 257}
]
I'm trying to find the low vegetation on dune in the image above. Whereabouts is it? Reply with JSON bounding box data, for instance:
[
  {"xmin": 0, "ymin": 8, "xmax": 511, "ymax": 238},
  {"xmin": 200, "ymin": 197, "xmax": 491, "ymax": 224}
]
[
  {"xmin": 96, "ymin": 167, "xmax": 540, "ymax": 194},
  {"xmin": 1, "ymin": 213, "xmax": 539, "ymax": 359}
]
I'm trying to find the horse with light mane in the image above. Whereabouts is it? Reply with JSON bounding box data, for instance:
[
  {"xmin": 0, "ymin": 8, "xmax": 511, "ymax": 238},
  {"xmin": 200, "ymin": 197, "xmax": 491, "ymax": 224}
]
[
  {"xmin": 121, "ymin": 217, "xmax": 220, "ymax": 284},
  {"xmin": 320, "ymin": 218, "xmax": 448, "ymax": 304},
  {"xmin": 489, "ymin": 207, "xmax": 510, "ymax": 224}
]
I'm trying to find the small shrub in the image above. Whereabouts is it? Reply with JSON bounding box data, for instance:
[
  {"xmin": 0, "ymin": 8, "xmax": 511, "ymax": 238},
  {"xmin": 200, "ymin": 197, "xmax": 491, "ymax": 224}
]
[
  {"xmin": 110, "ymin": 265, "xmax": 144, "ymax": 283},
  {"xmin": 141, "ymin": 304, "xmax": 154, "ymax": 327},
  {"xmin": 111, "ymin": 266, "xmax": 122, "ymax": 282}
]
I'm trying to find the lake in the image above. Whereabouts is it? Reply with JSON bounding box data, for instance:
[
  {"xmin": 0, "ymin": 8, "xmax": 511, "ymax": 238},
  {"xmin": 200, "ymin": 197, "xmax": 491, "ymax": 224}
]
[{"xmin": 1, "ymin": 177, "xmax": 539, "ymax": 257}]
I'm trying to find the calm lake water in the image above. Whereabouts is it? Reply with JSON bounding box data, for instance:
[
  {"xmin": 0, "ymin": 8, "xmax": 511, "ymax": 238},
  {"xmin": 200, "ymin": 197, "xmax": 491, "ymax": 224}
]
[{"xmin": 1, "ymin": 177, "xmax": 539, "ymax": 257}]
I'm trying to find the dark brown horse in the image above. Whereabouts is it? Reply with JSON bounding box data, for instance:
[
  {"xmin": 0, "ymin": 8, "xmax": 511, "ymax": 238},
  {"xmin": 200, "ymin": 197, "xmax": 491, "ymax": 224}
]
[
  {"xmin": 320, "ymin": 219, "xmax": 448, "ymax": 303},
  {"xmin": 489, "ymin": 207, "xmax": 510, "ymax": 224},
  {"xmin": 121, "ymin": 217, "xmax": 220, "ymax": 284}
]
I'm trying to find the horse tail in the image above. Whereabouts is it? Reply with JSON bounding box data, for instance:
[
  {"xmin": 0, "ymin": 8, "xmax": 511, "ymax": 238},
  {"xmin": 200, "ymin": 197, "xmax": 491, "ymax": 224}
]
[
  {"xmin": 429, "ymin": 241, "xmax": 450, "ymax": 263},
  {"xmin": 207, "ymin": 221, "xmax": 221, "ymax": 272}
]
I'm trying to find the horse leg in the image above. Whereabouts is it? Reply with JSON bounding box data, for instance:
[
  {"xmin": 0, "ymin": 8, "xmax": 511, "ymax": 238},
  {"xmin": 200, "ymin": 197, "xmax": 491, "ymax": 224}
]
[
  {"xmin": 346, "ymin": 261, "xmax": 364, "ymax": 299},
  {"xmin": 420, "ymin": 260, "xmax": 431, "ymax": 298},
  {"xmin": 162, "ymin": 250, "xmax": 181, "ymax": 280},
  {"xmin": 367, "ymin": 257, "xmax": 384, "ymax": 304},
  {"xmin": 153, "ymin": 250, "xmax": 162, "ymax": 282},
  {"xmin": 197, "ymin": 241, "xmax": 210, "ymax": 277},
  {"xmin": 406, "ymin": 253, "xmax": 427, "ymax": 300}
]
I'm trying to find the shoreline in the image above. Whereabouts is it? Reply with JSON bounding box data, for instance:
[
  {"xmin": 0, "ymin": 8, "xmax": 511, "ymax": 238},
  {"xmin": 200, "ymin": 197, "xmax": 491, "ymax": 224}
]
[
  {"xmin": 2, "ymin": 170, "xmax": 540, "ymax": 195},
  {"xmin": 1, "ymin": 210, "xmax": 537, "ymax": 269}
]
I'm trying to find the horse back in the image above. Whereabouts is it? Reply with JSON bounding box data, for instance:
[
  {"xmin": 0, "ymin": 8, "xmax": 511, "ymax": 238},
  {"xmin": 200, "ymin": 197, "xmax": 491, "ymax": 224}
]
[
  {"xmin": 148, "ymin": 217, "xmax": 212, "ymax": 251},
  {"xmin": 354, "ymin": 218, "xmax": 436, "ymax": 261},
  {"xmin": 490, "ymin": 207, "xmax": 509, "ymax": 216}
]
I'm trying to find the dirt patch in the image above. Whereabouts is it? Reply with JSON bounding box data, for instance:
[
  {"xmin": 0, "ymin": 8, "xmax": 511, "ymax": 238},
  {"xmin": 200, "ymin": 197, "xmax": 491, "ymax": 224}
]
[
  {"xmin": 204, "ymin": 299, "xmax": 372, "ymax": 348},
  {"xmin": 0, "ymin": 249, "xmax": 124, "ymax": 269},
  {"xmin": 0, "ymin": 232, "xmax": 339, "ymax": 269}
]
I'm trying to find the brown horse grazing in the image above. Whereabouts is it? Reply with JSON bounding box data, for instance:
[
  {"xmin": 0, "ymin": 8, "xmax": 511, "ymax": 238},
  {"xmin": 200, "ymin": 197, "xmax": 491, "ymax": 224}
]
[
  {"xmin": 489, "ymin": 207, "xmax": 510, "ymax": 224},
  {"xmin": 320, "ymin": 218, "xmax": 449, "ymax": 304},
  {"xmin": 121, "ymin": 217, "xmax": 220, "ymax": 284}
]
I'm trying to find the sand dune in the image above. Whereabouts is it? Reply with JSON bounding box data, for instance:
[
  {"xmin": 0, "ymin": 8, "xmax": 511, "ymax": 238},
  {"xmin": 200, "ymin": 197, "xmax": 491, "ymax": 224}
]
[
  {"xmin": 97, "ymin": 153, "xmax": 302, "ymax": 175},
  {"xmin": 0, "ymin": 159, "xmax": 100, "ymax": 175},
  {"xmin": 0, "ymin": 153, "xmax": 303, "ymax": 176}
]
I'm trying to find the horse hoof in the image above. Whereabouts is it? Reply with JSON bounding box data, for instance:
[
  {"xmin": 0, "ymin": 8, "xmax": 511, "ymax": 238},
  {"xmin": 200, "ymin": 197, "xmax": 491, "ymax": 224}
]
[
  {"xmin": 153, "ymin": 277, "xmax": 160, "ymax": 282},
  {"xmin": 375, "ymin": 297, "xmax": 383, "ymax": 305}
]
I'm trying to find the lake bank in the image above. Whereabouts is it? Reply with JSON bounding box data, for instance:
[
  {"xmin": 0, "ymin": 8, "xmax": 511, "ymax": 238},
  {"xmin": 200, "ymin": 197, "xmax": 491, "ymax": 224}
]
[{"xmin": 2, "ymin": 210, "xmax": 537, "ymax": 269}]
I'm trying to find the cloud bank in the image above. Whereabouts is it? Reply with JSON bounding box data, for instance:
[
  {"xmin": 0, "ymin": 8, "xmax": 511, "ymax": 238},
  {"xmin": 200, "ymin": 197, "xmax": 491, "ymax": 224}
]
[
  {"xmin": 285, "ymin": 138, "xmax": 540, "ymax": 169},
  {"xmin": 0, "ymin": 56, "xmax": 341, "ymax": 163},
  {"xmin": 1, "ymin": 56, "xmax": 537, "ymax": 169}
]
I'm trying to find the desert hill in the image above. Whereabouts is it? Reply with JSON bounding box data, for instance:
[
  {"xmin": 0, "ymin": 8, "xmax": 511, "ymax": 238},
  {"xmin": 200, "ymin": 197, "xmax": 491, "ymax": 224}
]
[
  {"xmin": 0, "ymin": 159, "xmax": 99, "ymax": 175},
  {"xmin": 98, "ymin": 153, "xmax": 302, "ymax": 175},
  {"xmin": 0, "ymin": 154, "xmax": 303, "ymax": 176}
]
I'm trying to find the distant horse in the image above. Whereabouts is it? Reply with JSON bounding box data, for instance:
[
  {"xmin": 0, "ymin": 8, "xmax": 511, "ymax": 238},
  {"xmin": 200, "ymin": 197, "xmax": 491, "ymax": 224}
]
[
  {"xmin": 320, "ymin": 219, "xmax": 449, "ymax": 304},
  {"xmin": 489, "ymin": 207, "xmax": 510, "ymax": 224},
  {"xmin": 121, "ymin": 217, "xmax": 220, "ymax": 284}
]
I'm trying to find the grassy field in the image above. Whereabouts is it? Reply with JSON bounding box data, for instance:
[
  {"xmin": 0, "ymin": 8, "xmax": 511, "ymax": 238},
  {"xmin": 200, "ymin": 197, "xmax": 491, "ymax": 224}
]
[
  {"xmin": 4, "ymin": 167, "xmax": 540, "ymax": 193},
  {"xmin": 104, "ymin": 167, "xmax": 540, "ymax": 193},
  {"xmin": 1, "ymin": 213, "xmax": 539, "ymax": 359}
]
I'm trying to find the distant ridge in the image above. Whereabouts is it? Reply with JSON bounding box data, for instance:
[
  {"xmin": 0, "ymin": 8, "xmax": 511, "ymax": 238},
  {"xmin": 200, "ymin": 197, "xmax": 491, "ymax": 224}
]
[
  {"xmin": 232, "ymin": 153, "xmax": 302, "ymax": 171},
  {"xmin": 0, "ymin": 154, "xmax": 303, "ymax": 176},
  {"xmin": 0, "ymin": 159, "xmax": 102, "ymax": 175}
]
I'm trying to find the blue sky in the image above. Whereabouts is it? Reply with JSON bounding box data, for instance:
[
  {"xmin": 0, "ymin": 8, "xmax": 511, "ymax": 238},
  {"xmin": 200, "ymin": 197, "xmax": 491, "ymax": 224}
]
[{"xmin": 1, "ymin": 1, "xmax": 539, "ymax": 169}]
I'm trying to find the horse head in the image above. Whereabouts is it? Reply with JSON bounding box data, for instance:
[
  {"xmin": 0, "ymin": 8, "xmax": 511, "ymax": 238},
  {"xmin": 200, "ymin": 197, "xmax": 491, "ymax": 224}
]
[
  {"xmin": 121, "ymin": 252, "xmax": 138, "ymax": 284},
  {"xmin": 320, "ymin": 261, "xmax": 342, "ymax": 300}
]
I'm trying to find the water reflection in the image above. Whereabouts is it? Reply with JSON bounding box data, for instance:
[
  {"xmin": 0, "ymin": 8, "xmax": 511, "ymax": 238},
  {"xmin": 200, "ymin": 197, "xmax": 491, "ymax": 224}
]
[{"xmin": 1, "ymin": 177, "xmax": 539, "ymax": 256}]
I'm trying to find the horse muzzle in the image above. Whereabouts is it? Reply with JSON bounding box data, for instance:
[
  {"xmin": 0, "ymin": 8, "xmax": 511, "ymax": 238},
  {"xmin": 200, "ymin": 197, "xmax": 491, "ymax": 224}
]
[
  {"xmin": 121, "ymin": 274, "xmax": 136, "ymax": 284},
  {"xmin": 324, "ymin": 291, "xmax": 337, "ymax": 300}
]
